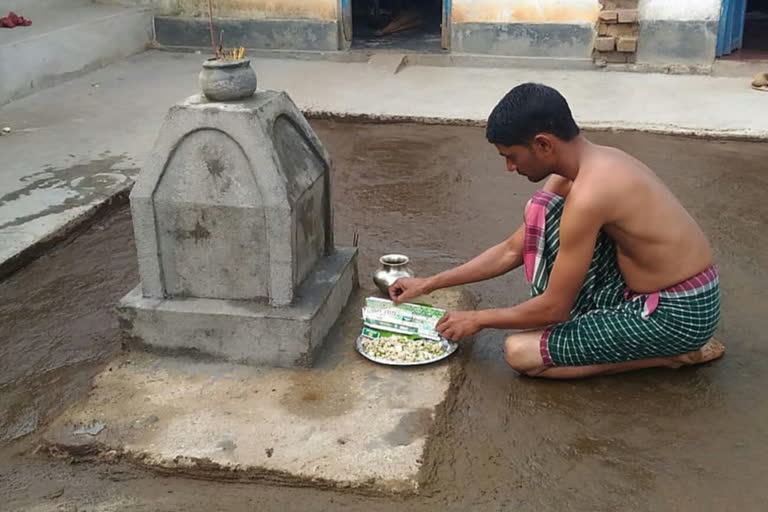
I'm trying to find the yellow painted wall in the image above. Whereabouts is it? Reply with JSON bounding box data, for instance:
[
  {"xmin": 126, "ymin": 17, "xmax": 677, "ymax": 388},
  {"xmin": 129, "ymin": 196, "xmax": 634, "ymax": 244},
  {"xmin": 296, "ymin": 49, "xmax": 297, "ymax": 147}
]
[
  {"xmin": 101, "ymin": 0, "xmax": 607, "ymax": 24},
  {"xmin": 452, "ymin": 0, "xmax": 601, "ymax": 24},
  {"xmin": 112, "ymin": 0, "xmax": 339, "ymax": 19}
]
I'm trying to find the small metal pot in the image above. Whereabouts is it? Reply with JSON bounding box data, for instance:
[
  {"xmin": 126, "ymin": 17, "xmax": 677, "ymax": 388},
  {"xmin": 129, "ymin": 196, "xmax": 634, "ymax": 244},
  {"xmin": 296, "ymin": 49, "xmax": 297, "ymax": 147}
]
[
  {"xmin": 199, "ymin": 58, "xmax": 257, "ymax": 102},
  {"xmin": 373, "ymin": 254, "xmax": 414, "ymax": 296}
]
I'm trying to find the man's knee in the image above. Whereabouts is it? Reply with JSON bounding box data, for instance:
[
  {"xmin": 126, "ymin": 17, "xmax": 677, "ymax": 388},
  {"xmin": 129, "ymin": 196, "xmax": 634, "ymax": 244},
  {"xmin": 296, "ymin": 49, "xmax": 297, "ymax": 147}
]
[{"xmin": 504, "ymin": 334, "xmax": 544, "ymax": 376}]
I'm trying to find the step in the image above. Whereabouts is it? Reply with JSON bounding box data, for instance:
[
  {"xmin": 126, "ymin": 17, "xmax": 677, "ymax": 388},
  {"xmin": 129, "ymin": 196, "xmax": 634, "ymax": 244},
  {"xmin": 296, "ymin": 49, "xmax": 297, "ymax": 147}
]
[
  {"xmin": 712, "ymin": 58, "xmax": 768, "ymax": 78},
  {"xmin": 0, "ymin": 0, "xmax": 153, "ymax": 105}
]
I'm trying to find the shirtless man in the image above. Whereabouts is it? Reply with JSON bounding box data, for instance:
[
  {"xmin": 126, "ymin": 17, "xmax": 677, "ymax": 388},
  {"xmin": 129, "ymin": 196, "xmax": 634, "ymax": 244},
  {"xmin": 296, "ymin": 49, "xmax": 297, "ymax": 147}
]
[{"xmin": 389, "ymin": 83, "xmax": 724, "ymax": 379}]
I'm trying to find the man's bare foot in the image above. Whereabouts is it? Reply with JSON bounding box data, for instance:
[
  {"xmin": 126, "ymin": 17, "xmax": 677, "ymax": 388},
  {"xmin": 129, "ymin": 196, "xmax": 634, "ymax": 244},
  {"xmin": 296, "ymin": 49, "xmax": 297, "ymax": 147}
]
[{"xmin": 670, "ymin": 338, "xmax": 725, "ymax": 367}]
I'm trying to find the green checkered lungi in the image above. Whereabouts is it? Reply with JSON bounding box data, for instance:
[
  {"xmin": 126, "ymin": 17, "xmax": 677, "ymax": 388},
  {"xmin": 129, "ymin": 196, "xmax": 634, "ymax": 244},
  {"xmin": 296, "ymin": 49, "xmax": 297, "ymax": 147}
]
[{"xmin": 525, "ymin": 190, "xmax": 721, "ymax": 367}]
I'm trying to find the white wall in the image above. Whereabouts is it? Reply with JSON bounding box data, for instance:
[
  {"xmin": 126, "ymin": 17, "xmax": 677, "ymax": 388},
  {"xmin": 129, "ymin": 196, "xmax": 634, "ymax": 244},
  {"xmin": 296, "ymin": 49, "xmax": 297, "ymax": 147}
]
[{"xmin": 639, "ymin": 0, "xmax": 722, "ymax": 21}]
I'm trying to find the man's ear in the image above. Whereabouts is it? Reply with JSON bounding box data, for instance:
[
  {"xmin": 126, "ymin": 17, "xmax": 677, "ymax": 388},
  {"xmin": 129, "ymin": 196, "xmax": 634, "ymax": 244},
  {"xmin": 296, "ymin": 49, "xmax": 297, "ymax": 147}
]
[{"xmin": 532, "ymin": 134, "xmax": 554, "ymax": 154}]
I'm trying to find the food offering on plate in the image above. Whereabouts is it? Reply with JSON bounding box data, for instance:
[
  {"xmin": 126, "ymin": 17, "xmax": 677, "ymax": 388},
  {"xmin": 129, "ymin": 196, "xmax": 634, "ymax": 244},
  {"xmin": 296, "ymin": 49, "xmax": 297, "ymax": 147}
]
[{"xmin": 356, "ymin": 298, "xmax": 458, "ymax": 366}]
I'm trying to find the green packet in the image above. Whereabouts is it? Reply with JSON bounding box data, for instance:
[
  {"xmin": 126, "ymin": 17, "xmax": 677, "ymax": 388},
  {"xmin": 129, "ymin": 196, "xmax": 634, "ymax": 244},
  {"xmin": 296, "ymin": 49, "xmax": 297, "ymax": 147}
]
[
  {"xmin": 361, "ymin": 297, "xmax": 446, "ymax": 341},
  {"xmin": 363, "ymin": 297, "xmax": 445, "ymax": 318}
]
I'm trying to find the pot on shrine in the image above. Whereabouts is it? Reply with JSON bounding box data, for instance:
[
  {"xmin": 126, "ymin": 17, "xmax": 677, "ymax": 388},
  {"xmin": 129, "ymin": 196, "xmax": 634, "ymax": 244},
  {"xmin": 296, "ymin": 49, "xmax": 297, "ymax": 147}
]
[
  {"xmin": 374, "ymin": 254, "xmax": 414, "ymax": 296},
  {"xmin": 199, "ymin": 58, "xmax": 257, "ymax": 102}
]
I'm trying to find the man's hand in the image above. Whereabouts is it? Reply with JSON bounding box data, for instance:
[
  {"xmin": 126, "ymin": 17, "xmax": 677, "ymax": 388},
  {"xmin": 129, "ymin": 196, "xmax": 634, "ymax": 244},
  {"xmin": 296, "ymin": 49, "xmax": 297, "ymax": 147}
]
[
  {"xmin": 389, "ymin": 277, "xmax": 431, "ymax": 304},
  {"xmin": 436, "ymin": 311, "xmax": 482, "ymax": 341}
]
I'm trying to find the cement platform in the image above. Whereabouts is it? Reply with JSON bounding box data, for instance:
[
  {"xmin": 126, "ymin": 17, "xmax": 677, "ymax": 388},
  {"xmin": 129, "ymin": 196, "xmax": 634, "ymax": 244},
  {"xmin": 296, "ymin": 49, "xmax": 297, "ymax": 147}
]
[{"xmin": 41, "ymin": 287, "xmax": 472, "ymax": 495}]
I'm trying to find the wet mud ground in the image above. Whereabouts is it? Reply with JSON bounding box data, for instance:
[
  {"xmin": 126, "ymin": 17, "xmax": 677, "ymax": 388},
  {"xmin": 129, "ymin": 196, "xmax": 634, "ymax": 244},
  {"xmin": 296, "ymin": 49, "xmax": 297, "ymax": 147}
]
[{"xmin": 1, "ymin": 122, "xmax": 767, "ymax": 511}]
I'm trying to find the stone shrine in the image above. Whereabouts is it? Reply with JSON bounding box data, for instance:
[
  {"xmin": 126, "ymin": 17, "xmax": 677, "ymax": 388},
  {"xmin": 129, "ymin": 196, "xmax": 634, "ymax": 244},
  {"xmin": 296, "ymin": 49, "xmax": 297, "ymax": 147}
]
[{"xmin": 118, "ymin": 91, "xmax": 358, "ymax": 367}]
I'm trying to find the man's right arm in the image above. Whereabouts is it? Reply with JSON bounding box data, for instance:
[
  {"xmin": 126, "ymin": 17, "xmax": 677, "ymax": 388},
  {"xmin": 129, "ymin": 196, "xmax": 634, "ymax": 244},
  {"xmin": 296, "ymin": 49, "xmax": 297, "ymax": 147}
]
[
  {"xmin": 390, "ymin": 224, "xmax": 524, "ymax": 303},
  {"xmin": 424, "ymin": 175, "xmax": 572, "ymax": 291},
  {"xmin": 389, "ymin": 176, "xmax": 571, "ymax": 303},
  {"xmin": 429, "ymin": 224, "xmax": 524, "ymax": 289}
]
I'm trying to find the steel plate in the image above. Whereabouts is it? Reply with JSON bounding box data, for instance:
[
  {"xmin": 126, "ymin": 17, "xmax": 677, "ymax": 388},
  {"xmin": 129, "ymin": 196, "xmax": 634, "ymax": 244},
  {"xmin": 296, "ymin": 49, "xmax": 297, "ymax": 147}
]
[{"xmin": 355, "ymin": 335, "xmax": 459, "ymax": 366}]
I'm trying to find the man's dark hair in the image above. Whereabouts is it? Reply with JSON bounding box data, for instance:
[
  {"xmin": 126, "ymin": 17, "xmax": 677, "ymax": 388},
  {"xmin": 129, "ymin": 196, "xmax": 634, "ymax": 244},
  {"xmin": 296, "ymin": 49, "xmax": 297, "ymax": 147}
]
[{"xmin": 486, "ymin": 83, "xmax": 580, "ymax": 146}]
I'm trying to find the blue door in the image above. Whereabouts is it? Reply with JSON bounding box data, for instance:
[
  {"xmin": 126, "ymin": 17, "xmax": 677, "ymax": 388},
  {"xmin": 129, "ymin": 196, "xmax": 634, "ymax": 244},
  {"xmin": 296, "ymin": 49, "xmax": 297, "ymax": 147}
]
[
  {"xmin": 341, "ymin": 0, "xmax": 352, "ymax": 43},
  {"xmin": 717, "ymin": 0, "xmax": 748, "ymax": 56},
  {"xmin": 441, "ymin": 0, "xmax": 452, "ymax": 50}
]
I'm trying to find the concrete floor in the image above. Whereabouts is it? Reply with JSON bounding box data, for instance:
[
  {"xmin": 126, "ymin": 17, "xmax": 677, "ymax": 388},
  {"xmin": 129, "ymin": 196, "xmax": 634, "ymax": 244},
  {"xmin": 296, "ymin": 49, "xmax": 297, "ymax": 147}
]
[
  {"xmin": 1, "ymin": 121, "xmax": 767, "ymax": 511},
  {"xmin": 0, "ymin": 0, "xmax": 152, "ymax": 105},
  {"xmin": 2, "ymin": 50, "xmax": 768, "ymax": 281}
]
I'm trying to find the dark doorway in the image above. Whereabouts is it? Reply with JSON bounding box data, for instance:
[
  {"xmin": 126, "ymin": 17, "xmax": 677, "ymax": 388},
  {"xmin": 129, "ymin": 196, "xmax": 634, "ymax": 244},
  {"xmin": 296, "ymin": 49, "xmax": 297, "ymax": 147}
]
[
  {"xmin": 722, "ymin": 0, "xmax": 768, "ymax": 60},
  {"xmin": 352, "ymin": 0, "xmax": 444, "ymax": 52},
  {"xmin": 742, "ymin": 0, "xmax": 768, "ymax": 58}
]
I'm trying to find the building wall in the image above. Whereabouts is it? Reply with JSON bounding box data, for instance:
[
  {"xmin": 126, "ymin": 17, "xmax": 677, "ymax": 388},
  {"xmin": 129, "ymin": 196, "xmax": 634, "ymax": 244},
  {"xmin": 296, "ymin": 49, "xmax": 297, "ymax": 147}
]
[
  {"xmin": 100, "ymin": 0, "xmax": 724, "ymax": 66},
  {"xmin": 452, "ymin": 0, "xmax": 600, "ymax": 23},
  {"xmin": 636, "ymin": 0, "xmax": 721, "ymax": 65},
  {"xmin": 449, "ymin": 0, "xmax": 722, "ymax": 65},
  {"xmin": 159, "ymin": 0, "xmax": 337, "ymax": 19},
  {"xmin": 450, "ymin": 0, "xmax": 601, "ymax": 58},
  {"xmin": 110, "ymin": 0, "xmax": 342, "ymax": 51},
  {"xmin": 639, "ymin": 0, "xmax": 721, "ymax": 22}
]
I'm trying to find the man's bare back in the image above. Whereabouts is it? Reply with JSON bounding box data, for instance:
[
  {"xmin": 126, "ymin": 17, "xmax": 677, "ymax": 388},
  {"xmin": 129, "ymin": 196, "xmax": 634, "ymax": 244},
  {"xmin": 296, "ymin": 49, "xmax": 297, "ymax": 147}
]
[{"xmin": 555, "ymin": 142, "xmax": 713, "ymax": 292}]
